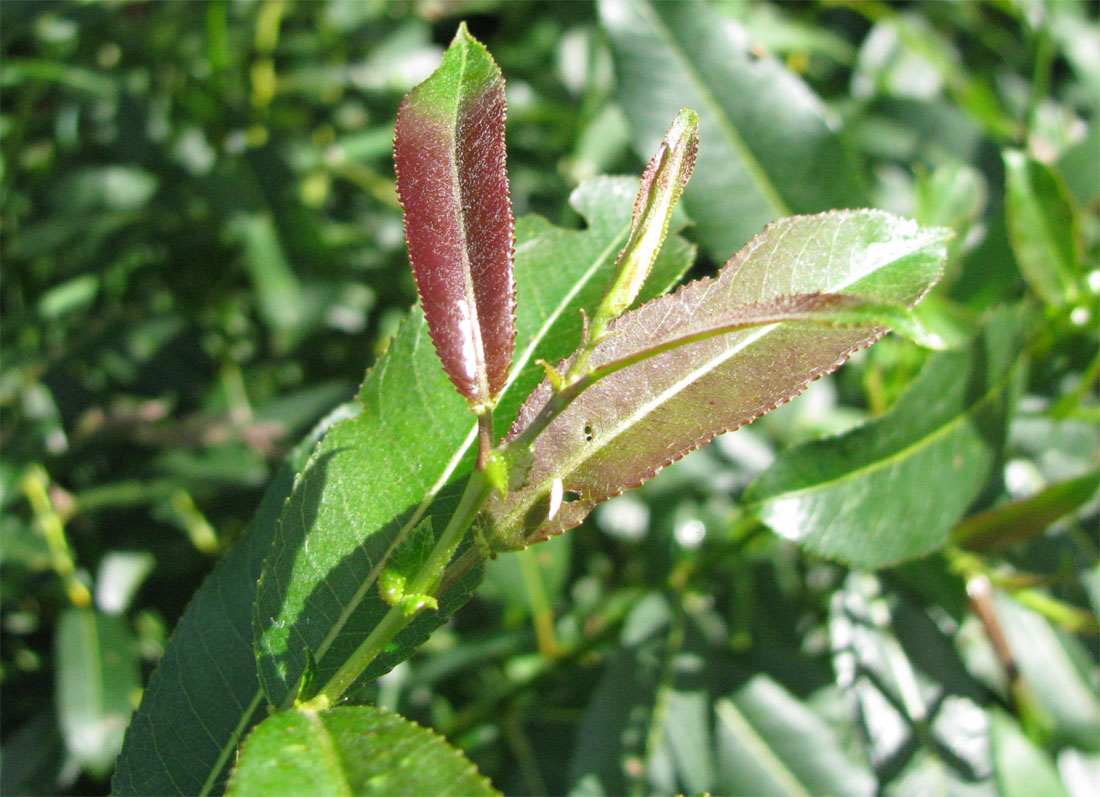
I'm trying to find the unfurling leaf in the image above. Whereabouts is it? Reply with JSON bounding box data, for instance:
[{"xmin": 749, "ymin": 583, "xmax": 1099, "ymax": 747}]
[
  {"xmin": 394, "ymin": 22, "xmax": 516, "ymax": 409},
  {"xmin": 484, "ymin": 210, "xmax": 948, "ymax": 548},
  {"xmin": 594, "ymin": 108, "xmax": 699, "ymax": 330}
]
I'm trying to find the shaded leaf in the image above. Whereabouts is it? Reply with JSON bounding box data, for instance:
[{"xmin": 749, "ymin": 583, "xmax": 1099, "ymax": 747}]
[
  {"xmin": 746, "ymin": 312, "xmax": 1025, "ymax": 568},
  {"xmin": 226, "ymin": 705, "xmax": 497, "ymax": 796},
  {"xmin": 55, "ymin": 608, "xmax": 140, "ymax": 778},
  {"xmin": 599, "ymin": 0, "xmax": 867, "ymax": 260},
  {"xmin": 254, "ymin": 178, "xmax": 696, "ymax": 709},
  {"xmin": 112, "ymin": 403, "xmax": 359, "ymax": 796},
  {"xmin": 954, "ymin": 468, "xmax": 1100, "ymax": 552},
  {"xmin": 487, "ymin": 210, "xmax": 947, "ymax": 548},
  {"xmin": 394, "ymin": 22, "xmax": 515, "ymax": 407}
]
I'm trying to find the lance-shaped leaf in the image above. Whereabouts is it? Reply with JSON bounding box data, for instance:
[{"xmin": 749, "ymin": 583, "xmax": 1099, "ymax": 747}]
[
  {"xmin": 484, "ymin": 210, "xmax": 948, "ymax": 546},
  {"xmin": 594, "ymin": 108, "xmax": 699, "ymax": 328},
  {"xmin": 394, "ymin": 22, "xmax": 515, "ymax": 408}
]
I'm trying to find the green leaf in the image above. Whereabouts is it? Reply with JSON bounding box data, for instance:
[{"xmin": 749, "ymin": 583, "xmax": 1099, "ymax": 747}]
[
  {"xmin": 254, "ymin": 177, "xmax": 696, "ymax": 709},
  {"xmin": 995, "ymin": 593, "xmax": 1100, "ymax": 751},
  {"xmin": 990, "ymin": 709, "xmax": 1068, "ymax": 797},
  {"xmin": 1003, "ymin": 149, "xmax": 1083, "ymax": 306},
  {"xmin": 712, "ymin": 676, "xmax": 875, "ymax": 796},
  {"xmin": 829, "ymin": 573, "xmax": 993, "ymax": 790},
  {"xmin": 394, "ymin": 23, "xmax": 515, "ymax": 407},
  {"xmin": 746, "ymin": 312, "xmax": 1025, "ymax": 568},
  {"xmin": 599, "ymin": 0, "xmax": 867, "ymax": 260},
  {"xmin": 112, "ymin": 403, "xmax": 359, "ymax": 796},
  {"xmin": 226, "ymin": 705, "xmax": 497, "ymax": 796},
  {"xmin": 953, "ymin": 468, "xmax": 1100, "ymax": 551},
  {"xmin": 54, "ymin": 607, "xmax": 140, "ymax": 778},
  {"xmin": 568, "ymin": 594, "xmax": 874, "ymax": 795},
  {"xmin": 487, "ymin": 210, "xmax": 947, "ymax": 549}
]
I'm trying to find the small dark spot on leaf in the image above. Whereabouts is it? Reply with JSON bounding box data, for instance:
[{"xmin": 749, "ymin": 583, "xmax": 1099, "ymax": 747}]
[
  {"xmin": 563, "ymin": 490, "xmax": 582, "ymax": 503},
  {"xmin": 583, "ymin": 423, "xmax": 593, "ymax": 442}
]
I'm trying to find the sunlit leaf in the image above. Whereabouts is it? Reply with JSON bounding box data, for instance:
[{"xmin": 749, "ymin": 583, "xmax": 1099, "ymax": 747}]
[
  {"xmin": 394, "ymin": 22, "xmax": 515, "ymax": 407},
  {"xmin": 253, "ymin": 178, "xmax": 696, "ymax": 709},
  {"xmin": 486, "ymin": 210, "xmax": 947, "ymax": 548},
  {"xmin": 599, "ymin": 0, "xmax": 867, "ymax": 259},
  {"xmin": 226, "ymin": 706, "xmax": 496, "ymax": 796}
]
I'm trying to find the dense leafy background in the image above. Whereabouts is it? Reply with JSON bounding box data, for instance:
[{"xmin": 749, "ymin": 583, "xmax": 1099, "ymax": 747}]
[{"xmin": 2, "ymin": 1, "xmax": 1096, "ymax": 795}]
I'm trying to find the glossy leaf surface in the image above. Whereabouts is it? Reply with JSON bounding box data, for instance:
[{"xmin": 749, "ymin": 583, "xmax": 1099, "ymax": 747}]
[
  {"xmin": 394, "ymin": 23, "xmax": 515, "ymax": 406},
  {"xmin": 112, "ymin": 404, "xmax": 359, "ymax": 796},
  {"xmin": 226, "ymin": 706, "xmax": 496, "ymax": 797},
  {"xmin": 486, "ymin": 210, "xmax": 947, "ymax": 547},
  {"xmin": 746, "ymin": 314, "xmax": 1024, "ymax": 568},
  {"xmin": 599, "ymin": 0, "xmax": 867, "ymax": 260},
  {"xmin": 253, "ymin": 178, "xmax": 696, "ymax": 709}
]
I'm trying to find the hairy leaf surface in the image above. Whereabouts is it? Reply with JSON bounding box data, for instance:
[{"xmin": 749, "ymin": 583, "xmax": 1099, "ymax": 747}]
[
  {"xmin": 226, "ymin": 706, "xmax": 497, "ymax": 796},
  {"xmin": 394, "ymin": 23, "xmax": 515, "ymax": 406},
  {"xmin": 486, "ymin": 211, "xmax": 947, "ymax": 546},
  {"xmin": 253, "ymin": 178, "xmax": 696, "ymax": 708}
]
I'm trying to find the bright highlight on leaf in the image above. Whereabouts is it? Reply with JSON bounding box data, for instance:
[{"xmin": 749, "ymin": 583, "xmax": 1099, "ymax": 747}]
[{"xmin": 394, "ymin": 22, "xmax": 516, "ymax": 410}]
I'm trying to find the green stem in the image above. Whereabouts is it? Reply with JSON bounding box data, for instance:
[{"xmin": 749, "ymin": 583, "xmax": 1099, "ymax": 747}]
[{"xmin": 301, "ymin": 468, "xmax": 492, "ymax": 710}]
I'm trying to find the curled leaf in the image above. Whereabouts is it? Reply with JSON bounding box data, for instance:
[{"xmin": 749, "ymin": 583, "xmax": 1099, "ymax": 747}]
[
  {"xmin": 594, "ymin": 108, "xmax": 699, "ymax": 329},
  {"xmin": 394, "ymin": 23, "xmax": 516, "ymax": 408}
]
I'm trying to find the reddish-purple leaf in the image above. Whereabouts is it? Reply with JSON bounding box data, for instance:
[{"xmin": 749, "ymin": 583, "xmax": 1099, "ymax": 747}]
[
  {"xmin": 484, "ymin": 210, "xmax": 949, "ymax": 548},
  {"xmin": 394, "ymin": 23, "xmax": 516, "ymax": 408}
]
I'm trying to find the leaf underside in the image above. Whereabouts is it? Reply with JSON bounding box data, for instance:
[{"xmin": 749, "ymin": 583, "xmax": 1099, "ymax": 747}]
[
  {"xmin": 394, "ymin": 23, "xmax": 516, "ymax": 406},
  {"xmin": 485, "ymin": 210, "xmax": 948, "ymax": 546}
]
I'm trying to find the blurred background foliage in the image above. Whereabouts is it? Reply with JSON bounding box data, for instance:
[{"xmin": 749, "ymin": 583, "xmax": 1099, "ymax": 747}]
[{"xmin": 1, "ymin": 1, "xmax": 1097, "ymax": 795}]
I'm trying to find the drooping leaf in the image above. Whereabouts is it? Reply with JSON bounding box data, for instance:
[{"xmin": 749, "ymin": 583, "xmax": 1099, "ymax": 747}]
[
  {"xmin": 394, "ymin": 22, "xmax": 515, "ymax": 407},
  {"xmin": 112, "ymin": 403, "xmax": 359, "ymax": 796},
  {"xmin": 486, "ymin": 210, "xmax": 947, "ymax": 548},
  {"xmin": 253, "ymin": 178, "xmax": 696, "ymax": 709},
  {"xmin": 54, "ymin": 607, "xmax": 140, "ymax": 778},
  {"xmin": 746, "ymin": 312, "xmax": 1025, "ymax": 568},
  {"xmin": 226, "ymin": 706, "xmax": 497, "ymax": 797},
  {"xmin": 1003, "ymin": 149, "xmax": 1083, "ymax": 307},
  {"xmin": 599, "ymin": 0, "xmax": 867, "ymax": 260}
]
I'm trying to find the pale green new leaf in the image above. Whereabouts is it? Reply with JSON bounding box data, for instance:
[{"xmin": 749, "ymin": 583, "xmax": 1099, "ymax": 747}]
[{"xmin": 226, "ymin": 705, "xmax": 496, "ymax": 796}]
